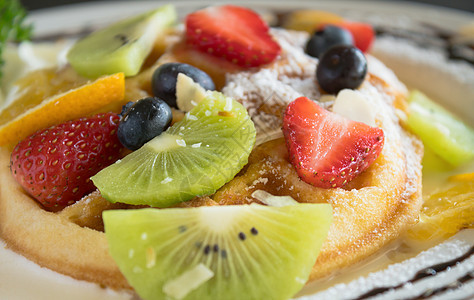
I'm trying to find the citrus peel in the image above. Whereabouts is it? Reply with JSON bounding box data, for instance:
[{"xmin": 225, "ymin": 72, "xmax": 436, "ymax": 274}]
[
  {"xmin": 0, "ymin": 72, "xmax": 125, "ymax": 147},
  {"xmin": 407, "ymin": 173, "xmax": 474, "ymax": 241}
]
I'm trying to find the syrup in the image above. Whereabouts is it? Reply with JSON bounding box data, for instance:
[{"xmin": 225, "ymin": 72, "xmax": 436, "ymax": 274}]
[{"xmin": 298, "ymin": 159, "xmax": 474, "ymax": 298}]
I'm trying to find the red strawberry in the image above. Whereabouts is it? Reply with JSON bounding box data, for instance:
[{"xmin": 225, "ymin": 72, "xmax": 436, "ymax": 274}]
[
  {"xmin": 185, "ymin": 5, "xmax": 281, "ymax": 68},
  {"xmin": 10, "ymin": 113, "xmax": 123, "ymax": 210},
  {"xmin": 282, "ymin": 97, "xmax": 384, "ymax": 188},
  {"xmin": 336, "ymin": 21, "xmax": 375, "ymax": 53}
]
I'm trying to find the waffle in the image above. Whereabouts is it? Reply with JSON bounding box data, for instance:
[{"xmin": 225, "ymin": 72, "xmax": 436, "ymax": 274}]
[
  {"xmin": 196, "ymin": 28, "xmax": 424, "ymax": 281},
  {"xmin": 0, "ymin": 27, "xmax": 423, "ymax": 291}
]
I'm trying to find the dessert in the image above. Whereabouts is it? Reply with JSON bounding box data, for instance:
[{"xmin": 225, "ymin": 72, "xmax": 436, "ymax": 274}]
[{"xmin": 0, "ymin": 3, "xmax": 472, "ymax": 299}]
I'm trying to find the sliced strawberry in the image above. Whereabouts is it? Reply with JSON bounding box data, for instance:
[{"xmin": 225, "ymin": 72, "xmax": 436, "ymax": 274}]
[
  {"xmin": 282, "ymin": 97, "xmax": 384, "ymax": 188},
  {"xmin": 185, "ymin": 5, "xmax": 281, "ymax": 68},
  {"xmin": 336, "ymin": 21, "xmax": 375, "ymax": 53},
  {"xmin": 10, "ymin": 113, "xmax": 123, "ymax": 210}
]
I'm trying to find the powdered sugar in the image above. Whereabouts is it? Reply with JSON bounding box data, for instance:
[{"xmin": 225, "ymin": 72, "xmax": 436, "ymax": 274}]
[
  {"xmin": 221, "ymin": 28, "xmax": 425, "ymax": 271},
  {"xmin": 223, "ymin": 28, "xmax": 321, "ymax": 137},
  {"xmin": 222, "ymin": 26, "xmax": 422, "ymax": 208}
]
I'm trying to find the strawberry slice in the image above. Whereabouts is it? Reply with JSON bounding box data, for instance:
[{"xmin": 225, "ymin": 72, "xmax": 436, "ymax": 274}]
[
  {"xmin": 10, "ymin": 113, "xmax": 123, "ymax": 210},
  {"xmin": 282, "ymin": 97, "xmax": 384, "ymax": 188},
  {"xmin": 185, "ymin": 5, "xmax": 281, "ymax": 68},
  {"xmin": 336, "ymin": 21, "xmax": 375, "ymax": 53}
]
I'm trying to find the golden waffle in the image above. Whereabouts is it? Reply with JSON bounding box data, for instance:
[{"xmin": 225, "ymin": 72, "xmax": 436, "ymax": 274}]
[
  {"xmin": 204, "ymin": 28, "xmax": 424, "ymax": 281},
  {"xmin": 0, "ymin": 28, "xmax": 423, "ymax": 290}
]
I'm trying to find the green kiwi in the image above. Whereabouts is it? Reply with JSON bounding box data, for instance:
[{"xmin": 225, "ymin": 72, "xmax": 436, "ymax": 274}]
[
  {"xmin": 92, "ymin": 91, "xmax": 256, "ymax": 207},
  {"xmin": 406, "ymin": 90, "xmax": 474, "ymax": 166},
  {"xmin": 103, "ymin": 203, "xmax": 333, "ymax": 300},
  {"xmin": 67, "ymin": 4, "xmax": 176, "ymax": 78}
]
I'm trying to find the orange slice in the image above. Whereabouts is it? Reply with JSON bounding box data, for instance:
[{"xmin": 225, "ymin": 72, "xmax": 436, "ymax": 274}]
[
  {"xmin": 0, "ymin": 71, "xmax": 125, "ymax": 147},
  {"xmin": 282, "ymin": 10, "xmax": 344, "ymax": 33},
  {"xmin": 0, "ymin": 67, "xmax": 88, "ymax": 125},
  {"xmin": 407, "ymin": 173, "xmax": 474, "ymax": 241},
  {"xmin": 449, "ymin": 172, "xmax": 474, "ymax": 182}
]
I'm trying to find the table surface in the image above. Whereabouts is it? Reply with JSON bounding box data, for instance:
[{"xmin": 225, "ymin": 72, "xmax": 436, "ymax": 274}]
[{"xmin": 20, "ymin": 0, "xmax": 474, "ymax": 13}]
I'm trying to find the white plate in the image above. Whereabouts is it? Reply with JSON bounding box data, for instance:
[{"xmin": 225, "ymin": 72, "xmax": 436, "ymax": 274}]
[{"xmin": 1, "ymin": 1, "xmax": 473, "ymax": 300}]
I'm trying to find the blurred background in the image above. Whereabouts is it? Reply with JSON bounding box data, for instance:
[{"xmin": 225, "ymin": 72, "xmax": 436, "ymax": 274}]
[{"xmin": 19, "ymin": 0, "xmax": 474, "ymax": 12}]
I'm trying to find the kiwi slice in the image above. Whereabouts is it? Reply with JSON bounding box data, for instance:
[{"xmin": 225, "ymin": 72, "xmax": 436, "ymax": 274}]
[
  {"xmin": 67, "ymin": 5, "xmax": 176, "ymax": 78},
  {"xmin": 406, "ymin": 90, "xmax": 474, "ymax": 166},
  {"xmin": 103, "ymin": 203, "xmax": 333, "ymax": 300},
  {"xmin": 92, "ymin": 91, "xmax": 256, "ymax": 207}
]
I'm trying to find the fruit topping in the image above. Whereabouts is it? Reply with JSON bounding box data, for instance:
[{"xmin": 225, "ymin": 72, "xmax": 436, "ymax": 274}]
[
  {"xmin": 92, "ymin": 91, "xmax": 256, "ymax": 207},
  {"xmin": 332, "ymin": 89, "xmax": 376, "ymax": 127},
  {"xmin": 185, "ymin": 5, "xmax": 281, "ymax": 68},
  {"xmin": 316, "ymin": 45, "xmax": 367, "ymax": 94},
  {"xmin": 407, "ymin": 173, "xmax": 473, "ymax": 242},
  {"xmin": 282, "ymin": 10, "xmax": 344, "ymax": 33},
  {"xmin": 119, "ymin": 101, "xmax": 135, "ymax": 117},
  {"xmin": 10, "ymin": 113, "xmax": 123, "ymax": 210},
  {"xmin": 67, "ymin": 5, "xmax": 176, "ymax": 78},
  {"xmin": 336, "ymin": 21, "xmax": 375, "ymax": 53},
  {"xmin": 282, "ymin": 10, "xmax": 374, "ymax": 53},
  {"xmin": 165, "ymin": 39, "xmax": 244, "ymax": 89},
  {"xmin": 305, "ymin": 25, "xmax": 353, "ymax": 58},
  {"xmin": 151, "ymin": 62, "xmax": 215, "ymax": 109},
  {"xmin": 163, "ymin": 263, "xmax": 214, "ymax": 299},
  {"xmin": 282, "ymin": 97, "xmax": 384, "ymax": 188},
  {"xmin": 251, "ymin": 190, "xmax": 299, "ymax": 207},
  {"xmin": 117, "ymin": 97, "xmax": 172, "ymax": 151},
  {"xmin": 103, "ymin": 203, "xmax": 333, "ymax": 300},
  {"xmin": 176, "ymin": 73, "xmax": 208, "ymax": 112},
  {"xmin": 406, "ymin": 90, "xmax": 474, "ymax": 166},
  {"xmin": 0, "ymin": 72, "xmax": 125, "ymax": 147}
]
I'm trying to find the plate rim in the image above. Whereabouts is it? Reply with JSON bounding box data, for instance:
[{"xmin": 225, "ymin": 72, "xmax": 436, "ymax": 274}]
[
  {"xmin": 28, "ymin": 0, "xmax": 474, "ymax": 37},
  {"xmin": 3, "ymin": 1, "xmax": 474, "ymax": 300}
]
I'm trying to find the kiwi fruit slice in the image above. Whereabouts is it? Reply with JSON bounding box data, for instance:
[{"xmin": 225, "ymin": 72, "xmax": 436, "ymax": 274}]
[
  {"xmin": 103, "ymin": 203, "xmax": 333, "ymax": 300},
  {"xmin": 92, "ymin": 91, "xmax": 256, "ymax": 207},
  {"xmin": 406, "ymin": 90, "xmax": 474, "ymax": 166},
  {"xmin": 67, "ymin": 4, "xmax": 176, "ymax": 78}
]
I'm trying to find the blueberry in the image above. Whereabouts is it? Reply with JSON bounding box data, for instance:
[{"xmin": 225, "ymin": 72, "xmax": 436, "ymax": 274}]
[
  {"xmin": 119, "ymin": 101, "xmax": 134, "ymax": 117},
  {"xmin": 151, "ymin": 63, "xmax": 215, "ymax": 109},
  {"xmin": 305, "ymin": 25, "xmax": 353, "ymax": 58},
  {"xmin": 118, "ymin": 97, "xmax": 172, "ymax": 151},
  {"xmin": 316, "ymin": 45, "xmax": 367, "ymax": 94}
]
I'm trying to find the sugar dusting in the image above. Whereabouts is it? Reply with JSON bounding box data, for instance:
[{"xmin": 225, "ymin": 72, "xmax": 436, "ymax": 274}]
[
  {"xmin": 222, "ymin": 28, "xmax": 426, "ymax": 283},
  {"xmin": 223, "ymin": 29, "xmax": 321, "ymax": 137},
  {"xmin": 223, "ymin": 28, "xmax": 422, "ymax": 223}
]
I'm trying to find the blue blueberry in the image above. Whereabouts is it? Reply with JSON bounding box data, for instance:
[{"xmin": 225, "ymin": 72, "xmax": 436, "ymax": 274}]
[
  {"xmin": 118, "ymin": 97, "xmax": 172, "ymax": 150},
  {"xmin": 316, "ymin": 45, "xmax": 367, "ymax": 94},
  {"xmin": 305, "ymin": 25, "xmax": 353, "ymax": 58},
  {"xmin": 151, "ymin": 63, "xmax": 215, "ymax": 109}
]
